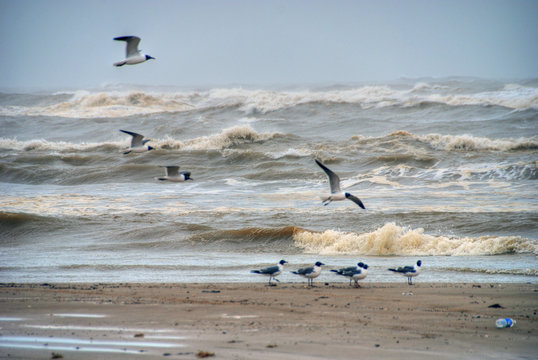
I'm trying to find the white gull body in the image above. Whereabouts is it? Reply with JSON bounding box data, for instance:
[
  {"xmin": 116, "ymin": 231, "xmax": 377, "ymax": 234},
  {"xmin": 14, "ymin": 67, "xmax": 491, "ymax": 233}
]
[
  {"xmin": 291, "ymin": 261, "xmax": 325, "ymax": 286},
  {"xmin": 120, "ymin": 129, "xmax": 154, "ymax": 154},
  {"xmin": 113, "ymin": 36, "xmax": 155, "ymax": 66},
  {"xmin": 156, "ymin": 166, "xmax": 192, "ymax": 182},
  {"xmin": 388, "ymin": 260, "xmax": 422, "ymax": 285},
  {"xmin": 250, "ymin": 260, "xmax": 288, "ymax": 285},
  {"xmin": 331, "ymin": 263, "xmax": 369, "ymax": 287}
]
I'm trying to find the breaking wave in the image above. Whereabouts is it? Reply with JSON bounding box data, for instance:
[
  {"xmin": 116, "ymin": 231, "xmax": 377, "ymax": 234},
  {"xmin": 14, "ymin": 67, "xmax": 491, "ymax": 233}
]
[
  {"xmin": 293, "ymin": 223, "xmax": 537, "ymax": 256},
  {"xmin": 2, "ymin": 82, "xmax": 536, "ymax": 118},
  {"xmin": 417, "ymin": 133, "xmax": 538, "ymax": 152},
  {"xmin": 159, "ymin": 125, "xmax": 282, "ymax": 151},
  {"xmin": 4, "ymin": 91, "xmax": 195, "ymax": 118},
  {"xmin": 380, "ymin": 131, "xmax": 538, "ymax": 152},
  {"xmin": 0, "ymin": 125, "xmax": 281, "ymax": 152}
]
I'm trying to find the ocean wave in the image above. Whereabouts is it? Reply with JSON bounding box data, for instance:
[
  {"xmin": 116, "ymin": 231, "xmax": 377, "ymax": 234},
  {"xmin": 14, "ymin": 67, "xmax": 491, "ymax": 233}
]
[
  {"xmin": 0, "ymin": 138, "xmax": 119, "ymax": 152},
  {"xmin": 0, "ymin": 126, "xmax": 281, "ymax": 153},
  {"xmin": 0, "ymin": 212, "xmax": 57, "ymax": 227},
  {"xmin": 2, "ymin": 83, "xmax": 536, "ymax": 118},
  {"xmin": 159, "ymin": 125, "xmax": 282, "ymax": 151},
  {"xmin": 379, "ymin": 131, "xmax": 538, "ymax": 152},
  {"xmin": 418, "ymin": 133, "xmax": 538, "ymax": 151},
  {"xmin": 373, "ymin": 161, "xmax": 538, "ymax": 182},
  {"xmin": 445, "ymin": 266, "xmax": 537, "ymax": 277},
  {"xmin": 0, "ymin": 91, "xmax": 195, "ymax": 118},
  {"xmin": 189, "ymin": 226, "xmax": 305, "ymax": 243},
  {"xmin": 293, "ymin": 223, "xmax": 537, "ymax": 256}
]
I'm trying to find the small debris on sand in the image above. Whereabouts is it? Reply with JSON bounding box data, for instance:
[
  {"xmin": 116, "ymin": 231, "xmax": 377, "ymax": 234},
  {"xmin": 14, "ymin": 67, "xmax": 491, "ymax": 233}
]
[{"xmin": 197, "ymin": 350, "xmax": 215, "ymax": 358}]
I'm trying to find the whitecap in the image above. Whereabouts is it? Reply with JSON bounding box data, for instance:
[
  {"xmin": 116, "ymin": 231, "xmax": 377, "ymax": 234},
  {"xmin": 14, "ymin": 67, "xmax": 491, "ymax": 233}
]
[{"xmin": 293, "ymin": 223, "xmax": 537, "ymax": 256}]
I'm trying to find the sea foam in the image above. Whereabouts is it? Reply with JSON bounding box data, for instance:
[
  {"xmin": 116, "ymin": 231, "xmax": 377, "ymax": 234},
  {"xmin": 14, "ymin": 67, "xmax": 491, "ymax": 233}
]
[
  {"xmin": 293, "ymin": 223, "xmax": 537, "ymax": 256},
  {"xmin": 0, "ymin": 125, "xmax": 279, "ymax": 152},
  {"xmin": 3, "ymin": 83, "xmax": 536, "ymax": 118}
]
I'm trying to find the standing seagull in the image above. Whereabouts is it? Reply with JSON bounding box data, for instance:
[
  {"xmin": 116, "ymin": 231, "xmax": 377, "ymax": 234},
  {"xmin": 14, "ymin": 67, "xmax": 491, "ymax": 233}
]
[
  {"xmin": 251, "ymin": 260, "xmax": 288, "ymax": 286},
  {"xmin": 113, "ymin": 36, "xmax": 155, "ymax": 66},
  {"xmin": 315, "ymin": 159, "xmax": 365, "ymax": 209},
  {"xmin": 388, "ymin": 260, "xmax": 422, "ymax": 285},
  {"xmin": 120, "ymin": 129, "xmax": 154, "ymax": 154},
  {"xmin": 156, "ymin": 166, "xmax": 192, "ymax": 182},
  {"xmin": 291, "ymin": 261, "xmax": 325, "ymax": 286},
  {"xmin": 331, "ymin": 262, "xmax": 369, "ymax": 287}
]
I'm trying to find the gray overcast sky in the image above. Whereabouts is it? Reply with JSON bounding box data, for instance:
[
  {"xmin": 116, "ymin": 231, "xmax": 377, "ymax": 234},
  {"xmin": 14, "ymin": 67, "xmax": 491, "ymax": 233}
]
[{"xmin": 1, "ymin": 0, "xmax": 537, "ymax": 89}]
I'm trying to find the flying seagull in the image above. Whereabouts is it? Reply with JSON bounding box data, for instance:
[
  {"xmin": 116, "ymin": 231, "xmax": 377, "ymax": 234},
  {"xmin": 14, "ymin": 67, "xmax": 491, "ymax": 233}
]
[
  {"xmin": 251, "ymin": 260, "xmax": 288, "ymax": 286},
  {"xmin": 120, "ymin": 129, "xmax": 154, "ymax": 154},
  {"xmin": 331, "ymin": 262, "xmax": 369, "ymax": 287},
  {"xmin": 156, "ymin": 166, "xmax": 192, "ymax": 182},
  {"xmin": 388, "ymin": 260, "xmax": 422, "ymax": 285},
  {"xmin": 315, "ymin": 159, "xmax": 365, "ymax": 209},
  {"xmin": 113, "ymin": 36, "xmax": 155, "ymax": 66},
  {"xmin": 291, "ymin": 261, "xmax": 325, "ymax": 286}
]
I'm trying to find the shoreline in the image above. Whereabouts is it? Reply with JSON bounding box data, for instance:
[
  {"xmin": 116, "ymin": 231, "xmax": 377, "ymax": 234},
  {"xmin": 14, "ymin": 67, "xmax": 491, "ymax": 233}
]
[{"xmin": 0, "ymin": 282, "xmax": 536, "ymax": 359}]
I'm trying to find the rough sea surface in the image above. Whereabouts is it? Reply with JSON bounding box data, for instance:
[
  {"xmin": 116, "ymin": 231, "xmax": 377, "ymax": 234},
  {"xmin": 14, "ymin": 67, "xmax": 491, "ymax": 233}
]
[{"xmin": 1, "ymin": 78, "xmax": 537, "ymax": 283}]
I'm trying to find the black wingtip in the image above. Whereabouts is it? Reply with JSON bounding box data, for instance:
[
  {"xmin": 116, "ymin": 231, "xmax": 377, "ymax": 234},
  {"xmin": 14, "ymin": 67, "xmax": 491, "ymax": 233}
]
[{"xmin": 114, "ymin": 36, "xmax": 135, "ymax": 41}]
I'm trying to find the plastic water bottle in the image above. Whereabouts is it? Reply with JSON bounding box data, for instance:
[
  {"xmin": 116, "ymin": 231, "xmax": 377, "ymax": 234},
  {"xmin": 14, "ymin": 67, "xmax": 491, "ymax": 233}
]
[{"xmin": 495, "ymin": 318, "xmax": 515, "ymax": 328}]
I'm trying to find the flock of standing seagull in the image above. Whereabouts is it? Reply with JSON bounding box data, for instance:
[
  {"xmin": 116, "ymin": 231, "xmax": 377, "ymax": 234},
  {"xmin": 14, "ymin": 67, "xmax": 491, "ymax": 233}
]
[
  {"xmin": 251, "ymin": 259, "xmax": 422, "ymax": 287},
  {"xmin": 116, "ymin": 35, "xmax": 423, "ymax": 287}
]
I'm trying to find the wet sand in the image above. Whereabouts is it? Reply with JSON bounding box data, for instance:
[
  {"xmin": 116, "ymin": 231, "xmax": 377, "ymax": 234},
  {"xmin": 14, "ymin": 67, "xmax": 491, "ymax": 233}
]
[{"xmin": 0, "ymin": 282, "xmax": 536, "ymax": 359}]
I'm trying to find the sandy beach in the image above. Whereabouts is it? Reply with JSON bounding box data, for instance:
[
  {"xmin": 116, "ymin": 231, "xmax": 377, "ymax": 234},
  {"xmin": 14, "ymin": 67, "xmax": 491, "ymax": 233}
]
[{"xmin": 0, "ymin": 282, "xmax": 536, "ymax": 359}]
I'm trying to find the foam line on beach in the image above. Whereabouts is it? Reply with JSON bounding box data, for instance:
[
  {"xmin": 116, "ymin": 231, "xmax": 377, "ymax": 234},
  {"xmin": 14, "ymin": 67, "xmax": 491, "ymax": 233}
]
[
  {"xmin": 23, "ymin": 324, "xmax": 178, "ymax": 333},
  {"xmin": 51, "ymin": 313, "xmax": 107, "ymax": 318},
  {"xmin": 0, "ymin": 336, "xmax": 184, "ymax": 348}
]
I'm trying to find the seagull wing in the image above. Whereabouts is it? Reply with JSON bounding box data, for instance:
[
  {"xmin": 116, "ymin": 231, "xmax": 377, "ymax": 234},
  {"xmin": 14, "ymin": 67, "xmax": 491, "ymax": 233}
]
[
  {"xmin": 297, "ymin": 266, "xmax": 314, "ymax": 275},
  {"xmin": 345, "ymin": 268, "xmax": 363, "ymax": 276},
  {"xmin": 259, "ymin": 265, "xmax": 279, "ymax": 275},
  {"xmin": 340, "ymin": 266, "xmax": 358, "ymax": 273},
  {"xmin": 346, "ymin": 194, "xmax": 366, "ymax": 209},
  {"xmin": 114, "ymin": 36, "xmax": 141, "ymax": 58},
  {"xmin": 120, "ymin": 129, "xmax": 145, "ymax": 147},
  {"xmin": 315, "ymin": 159, "xmax": 341, "ymax": 193},
  {"xmin": 164, "ymin": 166, "xmax": 180, "ymax": 176},
  {"xmin": 400, "ymin": 266, "xmax": 416, "ymax": 273},
  {"xmin": 389, "ymin": 265, "xmax": 415, "ymax": 274}
]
